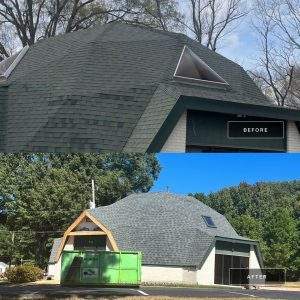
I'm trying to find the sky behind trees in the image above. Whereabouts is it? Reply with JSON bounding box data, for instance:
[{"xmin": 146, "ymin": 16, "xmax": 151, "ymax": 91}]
[
  {"xmin": 179, "ymin": 0, "xmax": 257, "ymax": 69},
  {"xmin": 0, "ymin": 0, "xmax": 299, "ymax": 107},
  {"xmin": 152, "ymin": 153, "xmax": 300, "ymax": 194},
  {"xmin": 0, "ymin": 0, "xmax": 285, "ymax": 69}
]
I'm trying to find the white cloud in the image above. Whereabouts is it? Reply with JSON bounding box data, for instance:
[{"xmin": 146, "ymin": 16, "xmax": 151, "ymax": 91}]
[{"xmin": 222, "ymin": 33, "xmax": 242, "ymax": 51}]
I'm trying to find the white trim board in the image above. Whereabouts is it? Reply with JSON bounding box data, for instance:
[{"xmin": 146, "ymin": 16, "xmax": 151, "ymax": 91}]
[
  {"xmin": 173, "ymin": 45, "xmax": 229, "ymax": 87},
  {"xmin": 3, "ymin": 45, "xmax": 29, "ymax": 78}
]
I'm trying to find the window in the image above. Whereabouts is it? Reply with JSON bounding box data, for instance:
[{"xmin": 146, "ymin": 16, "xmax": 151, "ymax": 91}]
[
  {"xmin": 74, "ymin": 236, "xmax": 106, "ymax": 250},
  {"xmin": 202, "ymin": 215, "xmax": 216, "ymax": 227},
  {"xmin": 174, "ymin": 46, "xmax": 228, "ymax": 86}
]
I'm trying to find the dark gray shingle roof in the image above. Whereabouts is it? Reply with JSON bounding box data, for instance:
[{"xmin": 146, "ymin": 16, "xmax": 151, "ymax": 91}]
[
  {"xmin": 0, "ymin": 22, "xmax": 281, "ymax": 152},
  {"xmin": 87, "ymin": 192, "xmax": 252, "ymax": 267}
]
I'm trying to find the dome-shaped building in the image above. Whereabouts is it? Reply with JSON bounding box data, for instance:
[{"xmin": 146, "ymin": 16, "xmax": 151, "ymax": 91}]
[
  {"xmin": 0, "ymin": 23, "xmax": 299, "ymax": 153},
  {"xmin": 49, "ymin": 192, "xmax": 262, "ymax": 285}
]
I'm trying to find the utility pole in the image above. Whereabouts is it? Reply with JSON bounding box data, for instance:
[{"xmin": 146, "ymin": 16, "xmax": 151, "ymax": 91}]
[
  {"xmin": 89, "ymin": 179, "xmax": 96, "ymax": 209},
  {"xmin": 10, "ymin": 231, "xmax": 15, "ymax": 267}
]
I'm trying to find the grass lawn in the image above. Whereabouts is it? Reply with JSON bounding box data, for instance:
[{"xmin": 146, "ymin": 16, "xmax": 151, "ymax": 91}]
[{"xmin": 284, "ymin": 281, "xmax": 300, "ymax": 288}]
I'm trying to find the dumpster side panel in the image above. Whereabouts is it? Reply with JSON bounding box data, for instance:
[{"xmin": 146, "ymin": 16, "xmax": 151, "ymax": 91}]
[
  {"xmin": 61, "ymin": 251, "xmax": 82, "ymax": 284},
  {"xmin": 100, "ymin": 252, "xmax": 120, "ymax": 284},
  {"xmin": 60, "ymin": 250, "xmax": 141, "ymax": 286},
  {"xmin": 81, "ymin": 252, "xmax": 100, "ymax": 285},
  {"xmin": 119, "ymin": 252, "xmax": 141, "ymax": 284}
]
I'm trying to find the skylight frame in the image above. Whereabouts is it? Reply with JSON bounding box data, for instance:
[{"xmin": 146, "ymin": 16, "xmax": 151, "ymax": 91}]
[
  {"xmin": 0, "ymin": 45, "xmax": 29, "ymax": 79},
  {"xmin": 202, "ymin": 215, "xmax": 217, "ymax": 228},
  {"xmin": 173, "ymin": 45, "xmax": 230, "ymax": 87}
]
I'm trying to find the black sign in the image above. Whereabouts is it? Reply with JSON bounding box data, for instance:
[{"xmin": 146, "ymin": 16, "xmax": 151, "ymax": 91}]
[
  {"xmin": 230, "ymin": 268, "xmax": 286, "ymax": 286},
  {"xmin": 228, "ymin": 121, "xmax": 284, "ymax": 139}
]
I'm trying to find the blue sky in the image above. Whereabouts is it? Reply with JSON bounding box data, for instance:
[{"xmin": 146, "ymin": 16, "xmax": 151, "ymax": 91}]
[
  {"xmin": 151, "ymin": 154, "xmax": 300, "ymax": 195},
  {"xmin": 179, "ymin": 1, "xmax": 259, "ymax": 70}
]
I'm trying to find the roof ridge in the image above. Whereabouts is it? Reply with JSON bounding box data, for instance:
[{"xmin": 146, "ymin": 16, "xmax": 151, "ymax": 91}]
[
  {"xmin": 109, "ymin": 21, "xmax": 189, "ymax": 41},
  {"xmin": 113, "ymin": 23, "xmax": 236, "ymax": 68},
  {"xmin": 122, "ymin": 83, "xmax": 161, "ymax": 151},
  {"xmin": 91, "ymin": 191, "xmax": 202, "ymax": 210},
  {"xmin": 33, "ymin": 21, "xmax": 186, "ymax": 49}
]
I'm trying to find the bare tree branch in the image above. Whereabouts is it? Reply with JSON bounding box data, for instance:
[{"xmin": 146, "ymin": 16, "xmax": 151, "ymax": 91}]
[
  {"xmin": 0, "ymin": 0, "xmax": 183, "ymax": 55},
  {"xmin": 181, "ymin": 0, "xmax": 247, "ymax": 51},
  {"xmin": 250, "ymin": 0, "xmax": 300, "ymax": 108}
]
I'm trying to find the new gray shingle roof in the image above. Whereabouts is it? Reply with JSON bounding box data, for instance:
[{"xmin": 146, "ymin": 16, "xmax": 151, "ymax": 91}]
[
  {"xmin": 49, "ymin": 238, "xmax": 62, "ymax": 264},
  {"xmin": 1, "ymin": 22, "xmax": 294, "ymax": 153},
  {"xmin": 49, "ymin": 192, "xmax": 255, "ymax": 267},
  {"xmin": 88, "ymin": 192, "xmax": 253, "ymax": 267}
]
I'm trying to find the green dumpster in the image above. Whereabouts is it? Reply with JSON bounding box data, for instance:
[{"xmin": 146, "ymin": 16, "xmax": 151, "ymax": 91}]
[{"xmin": 60, "ymin": 250, "xmax": 142, "ymax": 286}]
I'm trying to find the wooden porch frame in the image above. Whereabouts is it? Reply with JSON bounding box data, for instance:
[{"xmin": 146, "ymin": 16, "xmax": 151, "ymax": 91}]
[
  {"xmin": 68, "ymin": 231, "xmax": 107, "ymax": 236},
  {"xmin": 54, "ymin": 210, "xmax": 119, "ymax": 262}
]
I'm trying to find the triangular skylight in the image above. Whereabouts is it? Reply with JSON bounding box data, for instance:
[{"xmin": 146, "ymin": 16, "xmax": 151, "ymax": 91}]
[
  {"xmin": 0, "ymin": 45, "xmax": 29, "ymax": 80},
  {"xmin": 174, "ymin": 46, "xmax": 228, "ymax": 86}
]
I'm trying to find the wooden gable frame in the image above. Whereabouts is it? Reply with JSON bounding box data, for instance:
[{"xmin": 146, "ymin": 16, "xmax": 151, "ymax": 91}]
[{"xmin": 55, "ymin": 210, "xmax": 119, "ymax": 262}]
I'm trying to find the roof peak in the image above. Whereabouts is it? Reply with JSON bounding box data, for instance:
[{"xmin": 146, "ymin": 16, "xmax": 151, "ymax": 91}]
[
  {"xmin": 90, "ymin": 191, "xmax": 203, "ymax": 211},
  {"xmin": 33, "ymin": 21, "xmax": 188, "ymax": 47}
]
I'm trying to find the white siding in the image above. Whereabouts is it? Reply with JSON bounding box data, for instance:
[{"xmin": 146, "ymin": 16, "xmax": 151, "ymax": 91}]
[
  {"xmin": 142, "ymin": 265, "xmax": 197, "ymax": 284},
  {"xmin": 142, "ymin": 266, "xmax": 183, "ymax": 283},
  {"xmin": 48, "ymin": 256, "xmax": 61, "ymax": 282},
  {"xmin": 249, "ymin": 245, "xmax": 261, "ymax": 269},
  {"xmin": 197, "ymin": 247, "xmax": 215, "ymax": 285},
  {"xmin": 64, "ymin": 236, "xmax": 74, "ymax": 250},
  {"xmin": 287, "ymin": 121, "xmax": 300, "ymax": 152},
  {"xmin": 182, "ymin": 267, "xmax": 197, "ymax": 284},
  {"xmin": 161, "ymin": 111, "xmax": 186, "ymax": 152},
  {"xmin": 249, "ymin": 245, "xmax": 264, "ymax": 285},
  {"xmin": 76, "ymin": 221, "xmax": 98, "ymax": 231}
]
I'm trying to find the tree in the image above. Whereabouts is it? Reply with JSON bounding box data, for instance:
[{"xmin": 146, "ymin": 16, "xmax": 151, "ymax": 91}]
[
  {"xmin": 263, "ymin": 207, "xmax": 298, "ymax": 270},
  {"xmin": 250, "ymin": 0, "xmax": 300, "ymax": 108},
  {"xmin": 192, "ymin": 180, "xmax": 300, "ymax": 279},
  {"xmin": 230, "ymin": 214, "xmax": 263, "ymax": 241},
  {"xmin": 271, "ymin": 0, "xmax": 300, "ymax": 50},
  {"xmin": 180, "ymin": 0, "xmax": 247, "ymax": 51},
  {"xmin": 289, "ymin": 66, "xmax": 300, "ymax": 102},
  {"xmin": 0, "ymin": 23, "xmax": 14, "ymax": 60},
  {"xmin": 0, "ymin": 0, "xmax": 182, "ymax": 61},
  {"xmin": 0, "ymin": 153, "xmax": 160, "ymax": 267},
  {"xmin": 0, "ymin": 225, "xmax": 25, "ymax": 266},
  {"xmin": 0, "ymin": 0, "xmax": 115, "ymax": 47},
  {"xmin": 121, "ymin": 0, "xmax": 183, "ymax": 31}
]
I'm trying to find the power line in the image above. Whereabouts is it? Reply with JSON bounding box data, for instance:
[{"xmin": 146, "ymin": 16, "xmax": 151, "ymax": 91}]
[
  {"xmin": 0, "ymin": 229, "xmax": 66, "ymax": 234},
  {"xmin": 1, "ymin": 209, "xmax": 84, "ymax": 213}
]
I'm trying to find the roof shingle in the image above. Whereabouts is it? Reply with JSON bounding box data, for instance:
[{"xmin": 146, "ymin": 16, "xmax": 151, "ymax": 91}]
[
  {"xmin": 87, "ymin": 192, "xmax": 253, "ymax": 267},
  {"xmin": 1, "ymin": 22, "xmax": 288, "ymax": 152}
]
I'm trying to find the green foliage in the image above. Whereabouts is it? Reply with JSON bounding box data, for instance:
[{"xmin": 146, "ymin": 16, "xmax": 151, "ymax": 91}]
[
  {"xmin": 5, "ymin": 263, "xmax": 43, "ymax": 283},
  {"xmin": 229, "ymin": 214, "xmax": 263, "ymax": 241},
  {"xmin": 0, "ymin": 153, "xmax": 160, "ymax": 268},
  {"xmin": 263, "ymin": 207, "xmax": 298, "ymax": 269},
  {"xmin": 193, "ymin": 180, "xmax": 300, "ymax": 280},
  {"xmin": 0, "ymin": 225, "xmax": 28, "ymax": 266},
  {"xmin": 125, "ymin": 0, "xmax": 183, "ymax": 31}
]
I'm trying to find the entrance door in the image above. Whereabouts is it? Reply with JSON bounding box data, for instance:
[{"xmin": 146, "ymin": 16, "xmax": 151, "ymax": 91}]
[{"xmin": 214, "ymin": 254, "xmax": 249, "ymax": 285}]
